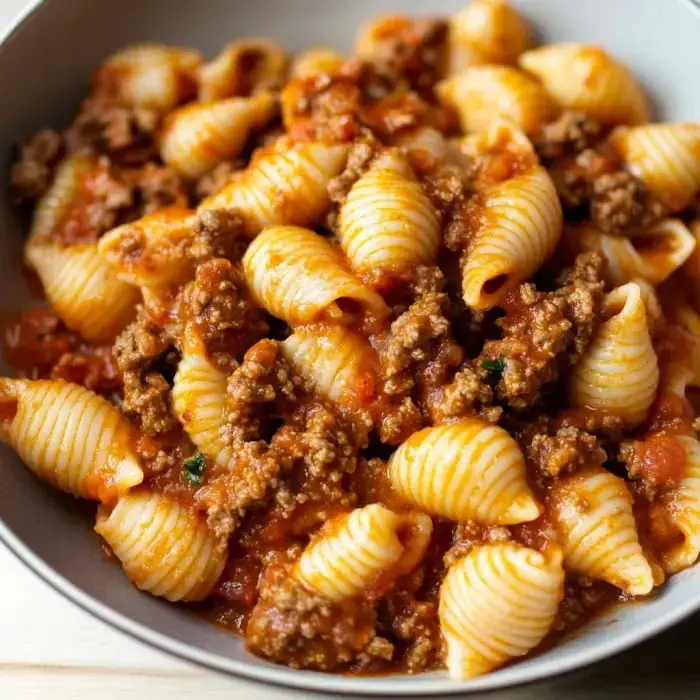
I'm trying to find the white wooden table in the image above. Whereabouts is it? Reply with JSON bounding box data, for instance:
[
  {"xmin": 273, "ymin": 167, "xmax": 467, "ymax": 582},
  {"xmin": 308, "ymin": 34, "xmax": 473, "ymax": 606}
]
[{"xmin": 3, "ymin": 2, "xmax": 700, "ymax": 699}]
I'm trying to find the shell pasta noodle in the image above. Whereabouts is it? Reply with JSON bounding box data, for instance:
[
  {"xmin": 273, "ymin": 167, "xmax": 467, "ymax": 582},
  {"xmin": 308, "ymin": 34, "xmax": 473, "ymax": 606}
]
[
  {"xmin": 294, "ymin": 504, "xmax": 433, "ymax": 602},
  {"xmin": 440, "ymin": 544, "xmax": 565, "ymax": 679},
  {"xmin": 545, "ymin": 467, "xmax": 656, "ymax": 595},
  {"xmin": 6, "ymin": 0, "xmax": 700, "ymax": 683},
  {"xmin": 388, "ymin": 421, "xmax": 542, "ymax": 524},
  {"xmin": 242, "ymin": 225, "xmax": 389, "ymax": 327},
  {"xmin": 95, "ymin": 490, "xmax": 228, "ymax": 602},
  {"xmin": 0, "ymin": 379, "xmax": 143, "ymax": 501},
  {"xmin": 338, "ymin": 149, "xmax": 440, "ymax": 286},
  {"xmin": 199, "ymin": 141, "xmax": 349, "ymax": 236},
  {"xmin": 518, "ymin": 43, "xmax": 650, "ymax": 126}
]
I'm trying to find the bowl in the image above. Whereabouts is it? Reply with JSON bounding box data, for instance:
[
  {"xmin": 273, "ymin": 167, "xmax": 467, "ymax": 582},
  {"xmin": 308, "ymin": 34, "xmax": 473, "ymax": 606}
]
[{"xmin": 2, "ymin": 0, "xmax": 700, "ymax": 695}]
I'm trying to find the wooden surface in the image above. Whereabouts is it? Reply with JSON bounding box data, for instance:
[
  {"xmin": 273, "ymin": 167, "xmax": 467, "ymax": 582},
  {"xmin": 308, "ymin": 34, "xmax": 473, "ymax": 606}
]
[{"xmin": 2, "ymin": 2, "xmax": 700, "ymax": 699}]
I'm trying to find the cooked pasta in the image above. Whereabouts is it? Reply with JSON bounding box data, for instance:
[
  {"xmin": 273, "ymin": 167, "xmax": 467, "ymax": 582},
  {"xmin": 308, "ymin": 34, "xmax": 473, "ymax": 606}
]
[
  {"xmin": 388, "ymin": 421, "xmax": 542, "ymax": 525},
  {"xmin": 92, "ymin": 44, "xmax": 203, "ymax": 111},
  {"xmin": 160, "ymin": 93, "xmax": 276, "ymax": 178},
  {"xmin": 546, "ymin": 467, "xmax": 656, "ymax": 595},
  {"xmin": 0, "ymin": 379, "xmax": 143, "ymax": 501},
  {"xmin": 437, "ymin": 65, "xmax": 558, "ymax": 135},
  {"xmin": 573, "ymin": 219, "xmax": 697, "ymax": 286},
  {"xmin": 294, "ymin": 504, "xmax": 432, "ymax": 601},
  {"xmin": 95, "ymin": 490, "xmax": 227, "ymax": 602},
  {"xmin": 569, "ymin": 283, "xmax": 659, "ymax": 424},
  {"xmin": 281, "ymin": 325, "xmax": 378, "ymax": 408},
  {"xmin": 518, "ymin": 43, "xmax": 650, "ymax": 126},
  {"xmin": 197, "ymin": 38, "xmax": 288, "ymax": 101},
  {"xmin": 461, "ymin": 165, "xmax": 563, "ymax": 310},
  {"xmin": 448, "ymin": 0, "xmax": 532, "ymax": 71},
  {"xmin": 440, "ymin": 544, "xmax": 565, "ymax": 679},
  {"xmin": 242, "ymin": 225, "xmax": 389, "ymax": 327},
  {"xmin": 199, "ymin": 142, "xmax": 349, "ymax": 236},
  {"xmin": 609, "ymin": 123, "xmax": 700, "ymax": 212},
  {"xmin": 6, "ymin": 2, "xmax": 700, "ymax": 681},
  {"xmin": 337, "ymin": 149, "xmax": 440, "ymax": 286}
]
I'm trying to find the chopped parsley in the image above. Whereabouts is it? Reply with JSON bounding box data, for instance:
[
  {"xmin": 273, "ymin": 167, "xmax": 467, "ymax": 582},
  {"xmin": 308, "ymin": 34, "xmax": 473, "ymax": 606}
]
[
  {"xmin": 481, "ymin": 355, "xmax": 506, "ymax": 373},
  {"xmin": 183, "ymin": 453, "xmax": 207, "ymax": 486}
]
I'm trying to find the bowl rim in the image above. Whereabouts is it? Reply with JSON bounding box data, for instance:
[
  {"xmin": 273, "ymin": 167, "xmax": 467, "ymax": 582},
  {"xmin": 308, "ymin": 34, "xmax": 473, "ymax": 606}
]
[{"xmin": 3, "ymin": 0, "xmax": 700, "ymax": 695}]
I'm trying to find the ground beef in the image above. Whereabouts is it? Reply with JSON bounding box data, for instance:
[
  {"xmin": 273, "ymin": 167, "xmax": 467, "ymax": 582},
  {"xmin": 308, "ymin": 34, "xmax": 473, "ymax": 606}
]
[
  {"xmin": 113, "ymin": 310, "xmax": 179, "ymax": 435},
  {"xmin": 527, "ymin": 426, "xmax": 607, "ymax": 480},
  {"xmin": 327, "ymin": 138, "xmax": 378, "ymax": 206},
  {"xmin": 534, "ymin": 111, "xmax": 601, "ymax": 162},
  {"xmin": 51, "ymin": 346, "xmax": 121, "ymax": 393},
  {"xmin": 444, "ymin": 522, "xmax": 512, "ymax": 568},
  {"xmin": 11, "ymin": 129, "xmax": 64, "ymax": 203},
  {"xmin": 188, "ymin": 208, "xmax": 248, "ymax": 263},
  {"xmin": 247, "ymin": 558, "xmax": 383, "ymax": 670},
  {"xmin": 478, "ymin": 252, "xmax": 605, "ymax": 410},
  {"xmin": 590, "ymin": 170, "xmax": 666, "ymax": 235},
  {"xmin": 127, "ymin": 163, "xmax": 188, "ymax": 214},
  {"xmin": 65, "ymin": 97, "xmax": 159, "ymax": 165},
  {"xmin": 182, "ymin": 258, "xmax": 269, "ymax": 371},
  {"xmin": 195, "ymin": 161, "xmax": 238, "ymax": 200},
  {"xmin": 377, "ymin": 396, "xmax": 424, "ymax": 445}
]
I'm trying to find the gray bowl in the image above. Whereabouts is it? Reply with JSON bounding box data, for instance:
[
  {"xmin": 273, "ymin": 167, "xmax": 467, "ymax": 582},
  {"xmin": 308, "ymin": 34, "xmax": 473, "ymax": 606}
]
[{"xmin": 2, "ymin": 0, "xmax": 700, "ymax": 695}]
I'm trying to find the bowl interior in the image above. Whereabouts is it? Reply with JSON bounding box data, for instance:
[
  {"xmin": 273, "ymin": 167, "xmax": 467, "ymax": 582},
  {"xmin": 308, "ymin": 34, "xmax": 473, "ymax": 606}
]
[{"xmin": 1, "ymin": 0, "xmax": 700, "ymax": 695}]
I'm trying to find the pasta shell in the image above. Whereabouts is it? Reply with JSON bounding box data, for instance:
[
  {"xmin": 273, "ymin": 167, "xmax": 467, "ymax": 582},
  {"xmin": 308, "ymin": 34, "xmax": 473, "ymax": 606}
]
[
  {"xmin": 338, "ymin": 150, "xmax": 440, "ymax": 286},
  {"xmin": 575, "ymin": 219, "xmax": 696, "ymax": 286},
  {"xmin": 294, "ymin": 504, "xmax": 432, "ymax": 602},
  {"xmin": 199, "ymin": 142, "xmax": 348, "ymax": 236},
  {"xmin": 659, "ymin": 436, "xmax": 700, "ymax": 574},
  {"xmin": 95, "ymin": 491, "xmax": 227, "ymax": 602},
  {"xmin": 440, "ymin": 544, "xmax": 564, "ymax": 679},
  {"xmin": 610, "ymin": 123, "xmax": 700, "ymax": 212},
  {"xmin": 25, "ymin": 242, "xmax": 139, "ymax": 343},
  {"xmin": 0, "ymin": 378, "xmax": 143, "ymax": 501},
  {"xmin": 282, "ymin": 325, "xmax": 378, "ymax": 408},
  {"xmin": 291, "ymin": 47, "xmax": 345, "ymax": 78},
  {"xmin": 160, "ymin": 93, "xmax": 275, "ymax": 178},
  {"xmin": 437, "ymin": 65, "xmax": 558, "ymax": 135},
  {"xmin": 198, "ymin": 38, "xmax": 288, "ymax": 101},
  {"xmin": 569, "ymin": 282, "xmax": 659, "ymax": 425},
  {"xmin": 546, "ymin": 466, "xmax": 655, "ymax": 595},
  {"xmin": 388, "ymin": 421, "xmax": 542, "ymax": 525},
  {"xmin": 448, "ymin": 0, "xmax": 532, "ymax": 71},
  {"xmin": 242, "ymin": 225, "xmax": 389, "ymax": 328},
  {"xmin": 93, "ymin": 44, "xmax": 203, "ymax": 111},
  {"xmin": 461, "ymin": 166, "xmax": 562, "ymax": 310},
  {"xmin": 519, "ymin": 43, "xmax": 650, "ymax": 126},
  {"xmin": 98, "ymin": 206, "xmax": 196, "ymax": 290}
]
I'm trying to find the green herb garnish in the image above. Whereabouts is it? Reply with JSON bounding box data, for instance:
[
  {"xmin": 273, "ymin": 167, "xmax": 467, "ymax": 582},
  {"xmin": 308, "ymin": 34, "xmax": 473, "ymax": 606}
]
[
  {"xmin": 481, "ymin": 355, "xmax": 506, "ymax": 373},
  {"xmin": 183, "ymin": 453, "xmax": 207, "ymax": 486}
]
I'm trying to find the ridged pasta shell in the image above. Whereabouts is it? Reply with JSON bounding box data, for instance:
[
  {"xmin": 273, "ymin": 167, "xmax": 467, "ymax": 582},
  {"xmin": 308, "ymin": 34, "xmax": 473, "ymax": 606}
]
[
  {"xmin": 546, "ymin": 466, "xmax": 655, "ymax": 595},
  {"xmin": 281, "ymin": 325, "xmax": 378, "ymax": 408},
  {"xmin": 199, "ymin": 142, "xmax": 349, "ymax": 236},
  {"xmin": 160, "ymin": 93, "xmax": 275, "ymax": 178},
  {"xmin": 172, "ymin": 346, "xmax": 237, "ymax": 471},
  {"xmin": 338, "ymin": 150, "xmax": 440, "ymax": 286},
  {"xmin": 291, "ymin": 47, "xmax": 345, "ymax": 78},
  {"xmin": 0, "ymin": 379, "xmax": 143, "ymax": 501},
  {"xmin": 610, "ymin": 123, "xmax": 700, "ymax": 212},
  {"xmin": 437, "ymin": 65, "xmax": 558, "ymax": 135},
  {"xmin": 462, "ymin": 166, "xmax": 562, "ymax": 310},
  {"xmin": 198, "ymin": 38, "xmax": 287, "ymax": 101},
  {"xmin": 388, "ymin": 421, "xmax": 542, "ymax": 525},
  {"xmin": 25, "ymin": 242, "xmax": 139, "ymax": 343},
  {"xmin": 519, "ymin": 43, "xmax": 650, "ymax": 126},
  {"xmin": 242, "ymin": 225, "xmax": 389, "ymax": 327},
  {"xmin": 576, "ymin": 219, "xmax": 696, "ymax": 286},
  {"xmin": 93, "ymin": 44, "xmax": 203, "ymax": 111},
  {"xmin": 98, "ymin": 206, "xmax": 196, "ymax": 290},
  {"xmin": 660, "ymin": 436, "xmax": 700, "ymax": 574},
  {"xmin": 449, "ymin": 0, "xmax": 532, "ymax": 71},
  {"xmin": 569, "ymin": 282, "xmax": 659, "ymax": 424},
  {"xmin": 440, "ymin": 544, "xmax": 564, "ymax": 679},
  {"xmin": 95, "ymin": 491, "xmax": 227, "ymax": 602},
  {"xmin": 294, "ymin": 504, "xmax": 432, "ymax": 602}
]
